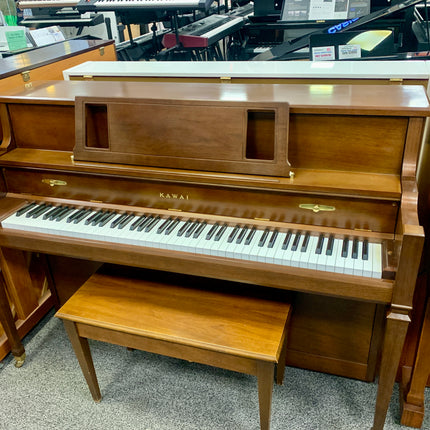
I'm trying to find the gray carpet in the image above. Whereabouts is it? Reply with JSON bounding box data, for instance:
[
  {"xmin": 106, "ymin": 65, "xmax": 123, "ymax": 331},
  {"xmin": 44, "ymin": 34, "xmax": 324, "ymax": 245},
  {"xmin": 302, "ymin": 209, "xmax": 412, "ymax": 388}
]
[{"xmin": 0, "ymin": 310, "xmax": 428, "ymax": 430}]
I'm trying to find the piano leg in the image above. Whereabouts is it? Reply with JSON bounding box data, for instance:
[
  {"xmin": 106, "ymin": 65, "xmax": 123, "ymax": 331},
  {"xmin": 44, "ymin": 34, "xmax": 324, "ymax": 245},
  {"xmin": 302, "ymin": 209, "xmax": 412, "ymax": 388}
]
[
  {"xmin": 0, "ymin": 273, "xmax": 25, "ymax": 367},
  {"xmin": 372, "ymin": 306, "xmax": 411, "ymax": 430}
]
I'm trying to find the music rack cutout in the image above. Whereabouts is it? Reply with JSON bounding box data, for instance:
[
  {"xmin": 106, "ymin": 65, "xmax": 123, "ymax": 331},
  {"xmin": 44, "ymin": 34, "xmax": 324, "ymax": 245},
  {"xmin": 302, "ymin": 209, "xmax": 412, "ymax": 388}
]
[{"xmin": 74, "ymin": 97, "xmax": 290, "ymax": 176}]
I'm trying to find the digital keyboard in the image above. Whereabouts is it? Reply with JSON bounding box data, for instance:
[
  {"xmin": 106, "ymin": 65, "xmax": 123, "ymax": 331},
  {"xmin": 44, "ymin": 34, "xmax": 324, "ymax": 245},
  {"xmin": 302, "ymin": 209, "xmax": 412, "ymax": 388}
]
[
  {"xmin": 2, "ymin": 202, "xmax": 382, "ymax": 279},
  {"xmin": 76, "ymin": 0, "xmax": 213, "ymax": 12},
  {"xmin": 17, "ymin": 0, "xmax": 78, "ymax": 8},
  {"xmin": 162, "ymin": 14, "xmax": 246, "ymax": 48}
]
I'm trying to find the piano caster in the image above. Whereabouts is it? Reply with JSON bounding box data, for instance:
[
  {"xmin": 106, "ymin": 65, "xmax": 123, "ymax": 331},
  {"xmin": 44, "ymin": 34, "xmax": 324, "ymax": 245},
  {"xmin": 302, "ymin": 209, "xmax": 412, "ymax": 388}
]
[{"xmin": 14, "ymin": 352, "xmax": 26, "ymax": 368}]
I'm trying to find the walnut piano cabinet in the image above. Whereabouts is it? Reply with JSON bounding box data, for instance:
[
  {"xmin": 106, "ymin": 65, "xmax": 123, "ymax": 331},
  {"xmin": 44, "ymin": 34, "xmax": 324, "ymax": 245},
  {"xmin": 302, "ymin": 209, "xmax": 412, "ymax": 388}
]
[{"xmin": 0, "ymin": 81, "xmax": 428, "ymax": 429}]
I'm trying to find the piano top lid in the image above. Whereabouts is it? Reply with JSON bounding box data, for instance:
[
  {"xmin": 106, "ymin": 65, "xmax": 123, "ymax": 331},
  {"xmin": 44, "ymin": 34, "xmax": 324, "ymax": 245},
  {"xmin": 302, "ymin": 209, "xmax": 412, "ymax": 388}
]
[
  {"xmin": 0, "ymin": 40, "xmax": 114, "ymax": 81},
  {"xmin": 0, "ymin": 80, "xmax": 429, "ymax": 116}
]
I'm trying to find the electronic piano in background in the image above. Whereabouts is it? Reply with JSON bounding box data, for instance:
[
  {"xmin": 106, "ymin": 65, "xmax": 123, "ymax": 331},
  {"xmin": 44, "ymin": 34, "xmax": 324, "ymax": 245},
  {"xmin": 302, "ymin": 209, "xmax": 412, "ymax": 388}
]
[{"xmin": 0, "ymin": 80, "xmax": 427, "ymax": 430}]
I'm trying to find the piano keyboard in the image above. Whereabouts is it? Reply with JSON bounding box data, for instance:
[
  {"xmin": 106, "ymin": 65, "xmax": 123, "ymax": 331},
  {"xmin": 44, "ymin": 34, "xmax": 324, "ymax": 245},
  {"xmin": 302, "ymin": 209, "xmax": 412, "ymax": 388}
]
[
  {"xmin": 1, "ymin": 203, "xmax": 383, "ymax": 279},
  {"xmin": 76, "ymin": 0, "xmax": 212, "ymax": 12},
  {"xmin": 162, "ymin": 14, "xmax": 246, "ymax": 49},
  {"xmin": 18, "ymin": 0, "xmax": 79, "ymax": 8}
]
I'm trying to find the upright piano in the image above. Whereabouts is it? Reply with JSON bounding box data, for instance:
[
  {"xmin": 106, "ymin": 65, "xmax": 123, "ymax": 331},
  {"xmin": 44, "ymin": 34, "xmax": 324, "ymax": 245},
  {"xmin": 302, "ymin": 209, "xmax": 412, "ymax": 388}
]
[{"xmin": 0, "ymin": 80, "xmax": 428, "ymax": 429}]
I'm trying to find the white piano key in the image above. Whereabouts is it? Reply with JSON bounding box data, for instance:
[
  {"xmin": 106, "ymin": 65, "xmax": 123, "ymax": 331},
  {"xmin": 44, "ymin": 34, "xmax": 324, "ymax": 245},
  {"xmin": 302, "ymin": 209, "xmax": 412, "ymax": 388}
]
[
  {"xmin": 325, "ymin": 240, "xmax": 339, "ymax": 273},
  {"xmin": 343, "ymin": 242, "xmax": 355, "ymax": 276},
  {"xmin": 314, "ymin": 237, "xmax": 329, "ymax": 271},
  {"xmin": 362, "ymin": 243, "xmax": 373, "ymax": 278},
  {"xmin": 290, "ymin": 235, "xmax": 305, "ymax": 268},
  {"xmin": 353, "ymin": 242, "xmax": 364, "ymax": 277},
  {"xmin": 371, "ymin": 243, "xmax": 383, "ymax": 278},
  {"xmin": 298, "ymin": 235, "xmax": 317, "ymax": 269}
]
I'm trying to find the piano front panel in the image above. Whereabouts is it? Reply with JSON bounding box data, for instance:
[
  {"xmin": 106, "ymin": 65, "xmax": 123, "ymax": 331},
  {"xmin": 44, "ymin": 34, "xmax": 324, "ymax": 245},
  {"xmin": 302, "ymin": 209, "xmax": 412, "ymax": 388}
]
[
  {"xmin": 8, "ymin": 104, "xmax": 75, "ymax": 151},
  {"xmin": 2, "ymin": 168, "xmax": 399, "ymax": 233},
  {"xmin": 289, "ymin": 114, "xmax": 408, "ymax": 174}
]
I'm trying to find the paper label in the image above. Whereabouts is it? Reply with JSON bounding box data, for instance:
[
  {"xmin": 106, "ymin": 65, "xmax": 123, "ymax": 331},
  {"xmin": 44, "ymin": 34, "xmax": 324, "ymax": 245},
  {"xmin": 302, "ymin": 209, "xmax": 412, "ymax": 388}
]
[
  {"xmin": 338, "ymin": 44, "xmax": 361, "ymax": 59},
  {"xmin": 312, "ymin": 46, "xmax": 335, "ymax": 61}
]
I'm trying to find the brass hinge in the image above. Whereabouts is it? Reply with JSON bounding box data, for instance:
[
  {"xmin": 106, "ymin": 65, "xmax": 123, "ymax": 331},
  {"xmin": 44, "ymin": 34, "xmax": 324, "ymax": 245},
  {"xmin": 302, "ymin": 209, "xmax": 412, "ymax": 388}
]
[
  {"xmin": 42, "ymin": 179, "xmax": 67, "ymax": 187},
  {"xmin": 299, "ymin": 204, "xmax": 335, "ymax": 213}
]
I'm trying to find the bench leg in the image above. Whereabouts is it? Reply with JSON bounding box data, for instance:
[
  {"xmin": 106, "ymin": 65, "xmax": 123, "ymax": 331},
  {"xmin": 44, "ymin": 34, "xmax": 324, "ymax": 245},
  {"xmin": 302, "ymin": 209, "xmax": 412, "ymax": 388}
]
[
  {"xmin": 276, "ymin": 336, "xmax": 288, "ymax": 385},
  {"xmin": 62, "ymin": 320, "xmax": 102, "ymax": 402},
  {"xmin": 257, "ymin": 361, "xmax": 274, "ymax": 430}
]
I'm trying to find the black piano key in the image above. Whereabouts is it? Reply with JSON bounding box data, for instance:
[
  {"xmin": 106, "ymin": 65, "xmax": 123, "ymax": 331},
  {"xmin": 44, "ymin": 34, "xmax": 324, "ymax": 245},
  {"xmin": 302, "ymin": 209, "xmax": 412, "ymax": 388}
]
[
  {"xmin": 130, "ymin": 215, "xmax": 146, "ymax": 231},
  {"xmin": 227, "ymin": 225, "xmax": 240, "ymax": 243},
  {"xmin": 341, "ymin": 238, "xmax": 349, "ymax": 258},
  {"xmin": 326, "ymin": 236, "xmax": 334, "ymax": 256},
  {"xmin": 110, "ymin": 213, "xmax": 128, "ymax": 228},
  {"xmin": 206, "ymin": 223, "xmax": 219, "ymax": 240},
  {"xmin": 55, "ymin": 207, "xmax": 75, "ymax": 222},
  {"xmin": 16, "ymin": 202, "xmax": 37, "ymax": 217},
  {"xmin": 165, "ymin": 218, "xmax": 180, "ymax": 235},
  {"xmin": 178, "ymin": 220, "xmax": 192, "ymax": 237},
  {"xmin": 236, "ymin": 226, "xmax": 248, "ymax": 244},
  {"xmin": 73, "ymin": 209, "xmax": 92, "ymax": 224},
  {"xmin": 282, "ymin": 231, "xmax": 292, "ymax": 250},
  {"xmin": 258, "ymin": 228, "xmax": 270, "ymax": 247},
  {"xmin": 157, "ymin": 217, "xmax": 173, "ymax": 234},
  {"xmin": 214, "ymin": 224, "xmax": 227, "ymax": 241},
  {"xmin": 98, "ymin": 212, "xmax": 116, "ymax": 227},
  {"xmin": 268, "ymin": 230, "xmax": 279, "ymax": 248},
  {"xmin": 25, "ymin": 203, "xmax": 46, "ymax": 218},
  {"xmin": 244, "ymin": 227, "xmax": 256, "ymax": 245},
  {"xmin": 30, "ymin": 204, "xmax": 52, "ymax": 219},
  {"xmin": 301, "ymin": 232, "xmax": 310, "ymax": 252},
  {"xmin": 85, "ymin": 210, "xmax": 103, "ymax": 225},
  {"xmin": 291, "ymin": 233, "xmax": 301, "ymax": 251},
  {"xmin": 352, "ymin": 238, "xmax": 359, "ymax": 259},
  {"xmin": 137, "ymin": 216, "xmax": 154, "ymax": 232},
  {"xmin": 185, "ymin": 220, "xmax": 199, "ymax": 238},
  {"xmin": 67, "ymin": 208, "xmax": 85, "ymax": 223},
  {"xmin": 47, "ymin": 206, "xmax": 65, "ymax": 220},
  {"xmin": 118, "ymin": 214, "xmax": 134, "ymax": 229},
  {"xmin": 315, "ymin": 234, "xmax": 324, "ymax": 255},
  {"xmin": 362, "ymin": 240, "xmax": 369, "ymax": 260},
  {"xmin": 193, "ymin": 221, "xmax": 207, "ymax": 239},
  {"xmin": 144, "ymin": 216, "xmax": 161, "ymax": 232}
]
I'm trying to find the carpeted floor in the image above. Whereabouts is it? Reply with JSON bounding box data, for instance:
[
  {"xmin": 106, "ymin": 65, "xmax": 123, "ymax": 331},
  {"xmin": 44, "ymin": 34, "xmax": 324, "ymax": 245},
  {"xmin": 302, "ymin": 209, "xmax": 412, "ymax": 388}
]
[{"xmin": 0, "ymin": 309, "xmax": 428, "ymax": 430}]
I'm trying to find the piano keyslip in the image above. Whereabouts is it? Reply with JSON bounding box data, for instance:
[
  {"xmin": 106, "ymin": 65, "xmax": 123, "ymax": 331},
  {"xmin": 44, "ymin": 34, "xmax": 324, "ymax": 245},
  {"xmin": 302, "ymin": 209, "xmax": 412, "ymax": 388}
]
[{"xmin": 2, "ymin": 203, "xmax": 383, "ymax": 279}]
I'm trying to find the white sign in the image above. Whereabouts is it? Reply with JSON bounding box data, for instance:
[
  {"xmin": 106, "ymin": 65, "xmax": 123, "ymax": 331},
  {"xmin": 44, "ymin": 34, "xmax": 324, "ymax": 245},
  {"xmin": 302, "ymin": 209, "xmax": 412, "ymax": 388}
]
[
  {"xmin": 339, "ymin": 44, "xmax": 361, "ymax": 59},
  {"xmin": 312, "ymin": 46, "xmax": 335, "ymax": 61}
]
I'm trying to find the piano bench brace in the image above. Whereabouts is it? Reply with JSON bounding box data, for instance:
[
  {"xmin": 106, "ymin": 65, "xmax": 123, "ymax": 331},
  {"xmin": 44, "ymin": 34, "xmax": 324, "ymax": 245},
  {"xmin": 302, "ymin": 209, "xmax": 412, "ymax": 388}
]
[{"xmin": 55, "ymin": 269, "xmax": 292, "ymax": 430}]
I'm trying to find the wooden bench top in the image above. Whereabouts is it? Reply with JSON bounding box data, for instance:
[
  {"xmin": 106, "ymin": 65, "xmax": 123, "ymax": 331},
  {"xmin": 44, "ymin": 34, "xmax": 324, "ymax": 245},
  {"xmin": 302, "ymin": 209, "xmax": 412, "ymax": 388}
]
[{"xmin": 56, "ymin": 267, "xmax": 292, "ymax": 363}]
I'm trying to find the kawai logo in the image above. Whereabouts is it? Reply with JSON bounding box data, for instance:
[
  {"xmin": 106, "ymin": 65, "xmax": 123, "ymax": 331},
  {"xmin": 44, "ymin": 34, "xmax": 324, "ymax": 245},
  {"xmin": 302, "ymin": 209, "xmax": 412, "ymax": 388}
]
[{"xmin": 159, "ymin": 192, "xmax": 189, "ymax": 200}]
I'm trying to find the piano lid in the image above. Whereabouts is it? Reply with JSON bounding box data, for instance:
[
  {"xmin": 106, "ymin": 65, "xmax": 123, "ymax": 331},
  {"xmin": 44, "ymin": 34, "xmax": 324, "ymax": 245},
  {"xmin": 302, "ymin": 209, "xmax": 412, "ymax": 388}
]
[{"xmin": 0, "ymin": 80, "xmax": 429, "ymax": 115}]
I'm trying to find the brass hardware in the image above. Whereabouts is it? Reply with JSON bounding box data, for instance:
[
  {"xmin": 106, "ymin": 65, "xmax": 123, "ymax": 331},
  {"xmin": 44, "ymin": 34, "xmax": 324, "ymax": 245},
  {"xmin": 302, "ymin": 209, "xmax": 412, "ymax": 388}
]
[
  {"xmin": 99, "ymin": 47, "xmax": 105, "ymax": 56},
  {"xmin": 289, "ymin": 171, "xmax": 295, "ymax": 179},
  {"xmin": 254, "ymin": 217, "xmax": 270, "ymax": 221},
  {"xmin": 42, "ymin": 179, "xmax": 67, "ymax": 187},
  {"xmin": 83, "ymin": 75, "xmax": 94, "ymax": 81},
  {"xmin": 70, "ymin": 155, "xmax": 74, "ymax": 162},
  {"xmin": 24, "ymin": 82, "xmax": 32, "ymax": 89},
  {"xmin": 168, "ymin": 208, "xmax": 182, "ymax": 211},
  {"xmin": 219, "ymin": 76, "xmax": 231, "ymax": 81},
  {"xmin": 299, "ymin": 204, "xmax": 336, "ymax": 213},
  {"xmin": 14, "ymin": 353, "xmax": 26, "ymax": 368},
  {"xmin": 21, "ymin": 71, "xmax": 30, "ymax": 82}
]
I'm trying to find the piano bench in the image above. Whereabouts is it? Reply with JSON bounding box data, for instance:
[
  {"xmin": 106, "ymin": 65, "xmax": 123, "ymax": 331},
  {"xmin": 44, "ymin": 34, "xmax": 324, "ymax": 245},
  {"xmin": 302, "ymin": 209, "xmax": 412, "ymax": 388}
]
[{"xmin": 55, "ymin": 266, "xmax": 292, "ymax": 430}]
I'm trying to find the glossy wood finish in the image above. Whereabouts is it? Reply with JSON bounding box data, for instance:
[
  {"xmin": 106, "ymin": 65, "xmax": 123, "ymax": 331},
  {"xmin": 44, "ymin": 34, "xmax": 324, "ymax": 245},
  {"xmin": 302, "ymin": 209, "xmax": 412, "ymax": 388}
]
[
  {"xmin": 0, "ymin": 40, "xmax": 116, "ymax": 93},
  {"xmin": 56, "ymin": 267, "xmax": 292, "ymax": 430},
  {"xmin": 0, "ymin": 81, "xmax": 427, "ymax": 429}
]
